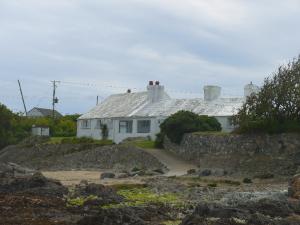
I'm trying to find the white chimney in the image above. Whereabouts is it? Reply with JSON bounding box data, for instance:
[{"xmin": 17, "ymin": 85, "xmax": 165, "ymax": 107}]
[
  {"xmin": 203, "ymin": 85, "xmax": 221, "ymax": 101},
  {"xmin": 147, "ymin": 81, "xmax": 166, "ymax": 103},
  {"xmin": 244, "ymin": 82, "xmax": 260, "ymax": 97}
]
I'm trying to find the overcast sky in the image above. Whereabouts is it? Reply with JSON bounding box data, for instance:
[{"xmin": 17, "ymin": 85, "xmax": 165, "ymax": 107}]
[{"xmin": 1, "ymin": 0, "xmax": 300, "ymax": 114}]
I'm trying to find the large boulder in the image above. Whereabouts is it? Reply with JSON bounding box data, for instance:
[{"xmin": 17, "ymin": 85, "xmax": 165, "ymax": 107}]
[
  {"xmin": 77, "ymin": 205, "xmax": 171, "ymax": 225},
  {"xmin": 289, "ymin": 174, "xmax": 300, "ymax": 199},
  {"xmin": 181, "ymin": 197, "xmax": 298, "ymax": 225},
  {"xmin": 0, "ymin": 163, "xmax": 67, "ymax": 197},
  {"xmin": 100, "ymin": 172, "xmax": 115, "ymax": 179}
]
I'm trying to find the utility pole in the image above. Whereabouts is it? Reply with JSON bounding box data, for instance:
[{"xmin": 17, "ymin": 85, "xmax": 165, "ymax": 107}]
[
  {"xmin": 96, "ymin": 95, "xmax": 99, "ymax": 105},
  {"xmin": 17, "ymin": 80, "xmax": 28, "ymax": 116},
  {"xmin": 51, "ymin": 80, "xmax": 60, "ymax": 119}
]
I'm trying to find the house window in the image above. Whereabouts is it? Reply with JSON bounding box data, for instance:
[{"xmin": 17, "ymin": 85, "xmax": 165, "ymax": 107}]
[
  {"xmin": 119, "ymin": 120, "xmax": 133, "ymax": 133},
  {"xmin": 137, "ymin": 120, "xmax": 151, "ymax": 133},
  {"xmin": 81, "ymin": 120, "xmax": 91, "ymax": 129},
  {"xmin": 95, "ymin": 120, "xmax": 101, "ymax": 129}
]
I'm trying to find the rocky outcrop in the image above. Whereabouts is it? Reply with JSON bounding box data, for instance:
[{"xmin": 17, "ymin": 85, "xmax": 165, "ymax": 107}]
[
  {"xmin": 164, "ymin": 133, "xmax": 300, "ymax": 176},
  {"xmin": 77, "ymin": 205, "xmax": 171, "ymax": 225},
  {"xmin": 70, "ymin": 180, "xmax": 123, "ymax": 207},
  {"xmin": 181, "ymin": 196, "xmax": 300, "ymax": 225},
  {"xmin": 289, "ymin": 174, "xmax": 300, "ymax": 199},
  {"xmin": 0, "ymin": 163, "xmax": 67, "ymax": 197},
  {"xmin": 0, "ymin": 144, "xmax": 164, "ymax": 171}
]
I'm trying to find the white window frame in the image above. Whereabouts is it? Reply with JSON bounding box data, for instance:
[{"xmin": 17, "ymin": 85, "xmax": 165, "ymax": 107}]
[
  {"xmin": 81, "ymin": 120, "xmax": 91, "ymax": 129},
  {"xmin": 119, "ymin": 120, "xmax": 133, "ymax": 133},
  {"xmin": 137, "ymin": 120, "xmax": 151, "ymax": 133},
  {"xmin": 95, "ymin": 119, "xmax": 102, "ymax": 129}
]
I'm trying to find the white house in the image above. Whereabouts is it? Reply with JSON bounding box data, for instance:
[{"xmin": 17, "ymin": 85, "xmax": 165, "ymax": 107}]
[
  {"xmin": 27, "ymin": 107, "xmax": 62, "ymax": 118},
  {"xmin": 77, "ymin": 81, "xmax": 259, "ymax": 143}
]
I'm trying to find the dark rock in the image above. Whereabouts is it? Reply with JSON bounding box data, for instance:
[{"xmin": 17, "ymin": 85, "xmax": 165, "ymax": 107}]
[
  {"xmin": 289, "ymin": 174, "xmax": 300, "ymax": 199},
  {"xmin": 199, "ymin": 169, "xmax": 211, "ymax": 176},
  {"xmin": 254, "ymin": 173, "xmax": 275, "ymax": 179},
  {"xmin": 0, "ymin": 162, "xmax": 35, "ymax": 176},
  {"xmin": 117, "ymin": 173, "xmax": 129, "ymax": 178},
  {"xmin": 152, "ymin": 168, "xmax": 164, "ymax": 174},
  {"xmin": 243, "ymin": 178, "xmax": 253, "ymax": 183},
  {"xmin": 72, "ymin": 181, "xmax": 123, "ymax": 206},
  {"xmin": 131, "ymin": 167, "xmax": 141, "ymax": 172},
  {"xmin": 77, "ymin": 205, "xmax": 170, "ymax": 225},
  {"xmin": 100, "ymin": 172, "xmax": 115, "ymax": 179},
  {"xmin": 187, "ymin": 169, "xmax": 196, "ymax": 175},
  {"xmin": 0, "ymin": 164, "xmax": 67, "ymax": 197},
  {"xmin": 193, "ymin": 203, "xmax": 248, "ymax": 219},
  {"xmin": 181, "ymin": 198, "xmax": 296, "ymax": 225},
  {"xmin": 240, "ymin": 198, "xmax": 292, "ymax": 218},
  {"xmin": 77, "ymin": 208, "xmax": 146, "ymax": 225}
]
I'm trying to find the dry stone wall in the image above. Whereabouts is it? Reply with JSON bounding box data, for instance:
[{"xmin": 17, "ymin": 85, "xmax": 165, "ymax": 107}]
[{"xmin": 164, "ymin": 133, "xmax": 300, "ymax": 176}]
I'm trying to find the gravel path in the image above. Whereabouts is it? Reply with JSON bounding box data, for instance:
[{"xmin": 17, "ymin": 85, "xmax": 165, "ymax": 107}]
[{"xmin": 143, "ymin": 148, "xmax": 197, "ymax": 176}]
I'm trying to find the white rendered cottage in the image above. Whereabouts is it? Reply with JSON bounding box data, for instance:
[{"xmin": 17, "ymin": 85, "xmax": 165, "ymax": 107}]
[{"xmin": 77, "ymin": 81, "xmax": 259, "ymax": 143}]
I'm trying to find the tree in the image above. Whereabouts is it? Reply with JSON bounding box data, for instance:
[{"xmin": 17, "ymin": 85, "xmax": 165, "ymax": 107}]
[
  {"xmin": 156, "ymin": 110, "xmax": 221, "ymax": 146},
  {"xmin": 0, "ymin": 103, "xmax": 16, "ymax": 149},
  {"xmin": 233, "ymin": 56, "xmax": 300, "ymax": 133}
]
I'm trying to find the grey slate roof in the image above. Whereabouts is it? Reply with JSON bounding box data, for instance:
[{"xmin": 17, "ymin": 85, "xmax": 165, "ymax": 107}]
[
  {"xmin": 79, "ymin": 91, "xmax": 244, "ymax": 120},
  {"xmin": 28, "ymin": 107, "xmax": 63, "ymax": 118}
]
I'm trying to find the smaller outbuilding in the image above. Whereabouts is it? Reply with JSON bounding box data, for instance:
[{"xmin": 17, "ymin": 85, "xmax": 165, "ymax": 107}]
[
  {"xmin": 27, "ymin": 107, "xmax": 62, "ymax": 118},
  {"xmin": 31, "ymin": 125, "xmax": 50, "ymax": 137}
]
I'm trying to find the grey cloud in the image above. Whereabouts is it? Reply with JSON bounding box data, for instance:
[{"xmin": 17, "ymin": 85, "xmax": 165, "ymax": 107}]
[{"xmin": 0, "ymin": 0, "xmax": 300, "ymax": 114}]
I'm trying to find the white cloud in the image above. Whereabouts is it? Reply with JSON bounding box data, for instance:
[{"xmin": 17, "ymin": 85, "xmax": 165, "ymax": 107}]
[{"xmin": 0, "ymin": 0, "xmax": 299, "ymax": 113}]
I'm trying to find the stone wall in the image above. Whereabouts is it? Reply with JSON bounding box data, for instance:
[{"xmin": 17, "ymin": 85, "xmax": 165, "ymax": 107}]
[{"xmin": 164, "ymin": 133, "xmax": 300, "ymax": 176}]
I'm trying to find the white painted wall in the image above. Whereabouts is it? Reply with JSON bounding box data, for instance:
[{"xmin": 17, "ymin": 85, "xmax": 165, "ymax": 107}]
[
  {"xmin": 111, "ymin": 117, "xmax": 160, "ymax": 143},
  {"xmin": 32, "ymin": 127, "xmax": 50, "ymax": 136},
  {"xmin": 77, "ymin": 119, "xmax": 114, "ymax": 140},
  {"xmin": 77, "ymin": 115, "xmax": 233, "ymax": 143},
  {"xmin": 77, "ymin": 117, "xmax": 162, "ymax": 143},
  {"xmin": 215, "ymin": 116, "xmax": 233, "ymax": 132}
]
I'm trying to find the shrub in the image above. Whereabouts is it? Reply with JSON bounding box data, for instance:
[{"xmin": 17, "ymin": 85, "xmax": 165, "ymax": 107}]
[
  {"xmin": 101, "ymin": 124, "xmax": 108, "ymax": 140},
  {"xmin": 187, "ymin": 169, "xmax": 196, "ymax": 175},
  {"xmin": 156, "ymin": 111, "xmax": 221, "ymax": 145},
  {"xmin": 254, "ymin": 173, "xmax": 274, "ymax": 179},
  {"xmin": 154, "ymin": 132, "xmax": 165, "ymax": 148},
  {"xmin": 207, "ymin": 183, "xmax": 217, "ymax": 188},
  {"xmin": 243, "ymin": 178, "xmax": 253, "ymax": 183}
]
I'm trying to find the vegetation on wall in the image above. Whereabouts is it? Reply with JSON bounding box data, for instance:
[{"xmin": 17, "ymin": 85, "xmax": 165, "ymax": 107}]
[
  {"xmin": 155, "ymin": 110, "xmax": 221, "ymax": 147},
  {"xmin": 233, "ymin": 56, "xmax": 300, "ymax": 133}
]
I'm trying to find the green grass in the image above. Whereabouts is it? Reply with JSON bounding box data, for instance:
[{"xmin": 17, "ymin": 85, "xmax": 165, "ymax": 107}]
[
  {"xmin": 47, "ymin": 137, "xmax": 68, "ymax": 144},
  {"xmin": 46, "ymin": 137, "xmax": 114, "ymax": 145},
  {"xmin": 193, "ymin": 131, "xmax": 230, "ymax": 136},
  {"xmin": 102, "ymin": 188, "xmax": 181, "ymax": 209},
  {"xmin": 67, "ymin": 195, "xmax": 98, "ymax": 207},
  {"xmin": 131, "ymin": 140, "xmax": 156, "ymax": 149},
  {"xmin": 162, "ymin": 220, "xmax": 181, "ymax": 225},
  {"xmin": 108, "ymin": 183, "xmax": 147, "ymax": 191}
]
